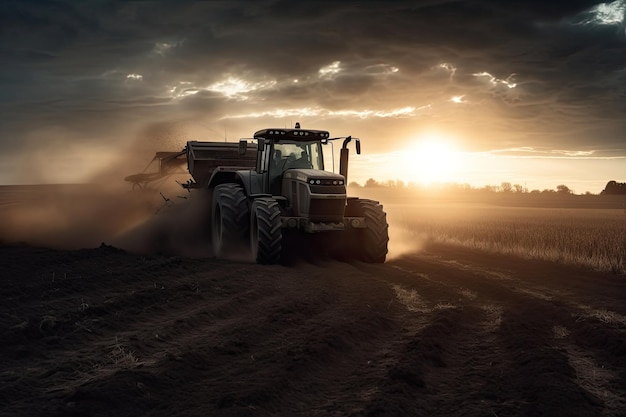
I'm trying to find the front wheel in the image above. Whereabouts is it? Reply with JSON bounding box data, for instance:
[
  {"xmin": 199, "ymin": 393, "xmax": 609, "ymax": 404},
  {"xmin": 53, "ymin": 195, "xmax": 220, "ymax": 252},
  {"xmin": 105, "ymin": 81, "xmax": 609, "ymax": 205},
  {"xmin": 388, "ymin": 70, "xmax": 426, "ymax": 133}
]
[
  {"xmin": 212, "ymin": 184, "xmax": 249, "ymax": 258},
  {"xmin": 250, "ymin": 198, "xmax": 282, "ymax": 264},
  {"xmin": 344, "ymin": 199, "xmax": 389, "ymax": 263}
]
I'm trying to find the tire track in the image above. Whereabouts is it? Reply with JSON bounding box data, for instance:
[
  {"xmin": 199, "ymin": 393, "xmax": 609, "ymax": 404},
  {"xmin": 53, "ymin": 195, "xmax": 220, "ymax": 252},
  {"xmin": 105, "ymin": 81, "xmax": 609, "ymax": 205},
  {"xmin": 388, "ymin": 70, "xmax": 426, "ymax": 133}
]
[{"xmin": 385, "ymin": 251, "xmax": 626, "ymax": 416}]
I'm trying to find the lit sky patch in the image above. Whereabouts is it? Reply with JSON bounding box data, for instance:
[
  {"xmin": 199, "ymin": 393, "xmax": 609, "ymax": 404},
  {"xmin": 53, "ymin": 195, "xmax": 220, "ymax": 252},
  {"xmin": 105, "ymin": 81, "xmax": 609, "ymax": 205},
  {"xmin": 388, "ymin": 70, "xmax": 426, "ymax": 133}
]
[
  {"xmin": 220, "ymin": 107, "xmax": 320, "ymax": 119},
  {"xmin": 167, "ymin": 77, "xmax": 277, "ymax": 100},
  {"xmin": 364, "ymin": 64, "xmax": 399, "ymax": 76},
  {"xmin": 590, "ymin": 1, "xmax": 625, "ymax": 24},
  {"xmin": 473, "ymin": 72, "xmax": 517, "ymax": 89},
  {"xmin": 434, "ymin": 63, "xmax": 457, "ymax": 77},
  {"xmin": 318, "ymin": 61, "xmax": 342, "ymax": 78},
  {"xmin": 552, "ymin": 150, "xmax": 596, "ymax": 157},
  {"xmin": 482, "ymin": 147, "xmax": 623, "ymax": 160},
  {"xmin": 207, "ymin": 77, "xmax": 276, "ymax": 98},
  {"xmin": 154, "ymin": 40, "xmax": 183, "ymax": 55},
  {"xmin": 126, "ymin": 73, "xmax": 143, "ymax": 81},
  {"xmin": 168, "ymin": 81, "xmax": 198, "ymax": 98},
  {"xmin": 329, "ymin": 106, "xmax": 418, "ymax": 119},
  {"xmin": 220, "ymin": 106, "xmax": 420, "ymax": 120},
  {"xmin": 451, "ymin": 95, "xmax": 465, "ymax": 104}
]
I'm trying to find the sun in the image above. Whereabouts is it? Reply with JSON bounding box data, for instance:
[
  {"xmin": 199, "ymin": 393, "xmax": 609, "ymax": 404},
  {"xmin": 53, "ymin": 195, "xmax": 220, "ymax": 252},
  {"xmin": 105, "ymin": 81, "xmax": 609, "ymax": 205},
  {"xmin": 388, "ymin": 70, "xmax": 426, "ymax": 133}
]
[{"xmin": 400, "ymin": 134, "xmax": 461, "ymax": 184}]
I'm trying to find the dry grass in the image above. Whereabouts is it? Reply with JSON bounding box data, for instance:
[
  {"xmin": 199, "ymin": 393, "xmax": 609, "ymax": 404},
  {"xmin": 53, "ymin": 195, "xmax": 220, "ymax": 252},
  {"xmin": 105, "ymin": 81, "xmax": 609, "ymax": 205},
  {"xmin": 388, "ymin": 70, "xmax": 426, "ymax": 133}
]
[
  {"xmin": 577, "ymin": 305, "xmax": 626, "ymax": 326},
  {"xmin": 564, "ymin": 344, "xmax": 626, "ymax": 415},
  {"xmin": 457, "ymin": 288, "xmax": 478, "ymax": 300},
  {"xmin": 552, "ymin": 325, "xmax": 570, "ymax": 339},
  {"xmin": 392, "ymin": 285, "xmax": 430, "ymax": 313},
  {"xmin": 108, "ymin": 337, "xmax": 141, "ymax": 368},
  {"xmin": 434, "ymin": 302, "xmax": 456, "ymax": 310},
  {"xmin": 393, "ymin": 204, "xmax": 626, "ymax": 274},
  {"xmin": 480, "ymin": 304, "xmax": 503, "ymax": 331}
]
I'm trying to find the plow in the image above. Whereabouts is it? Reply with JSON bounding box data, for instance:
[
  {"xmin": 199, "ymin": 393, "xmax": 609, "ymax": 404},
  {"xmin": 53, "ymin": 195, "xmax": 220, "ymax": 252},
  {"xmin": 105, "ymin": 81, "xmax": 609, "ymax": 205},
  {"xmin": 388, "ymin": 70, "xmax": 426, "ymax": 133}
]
[{"xmin": 124, "ymin": 151, "xmax": 187, "ymax": 190}]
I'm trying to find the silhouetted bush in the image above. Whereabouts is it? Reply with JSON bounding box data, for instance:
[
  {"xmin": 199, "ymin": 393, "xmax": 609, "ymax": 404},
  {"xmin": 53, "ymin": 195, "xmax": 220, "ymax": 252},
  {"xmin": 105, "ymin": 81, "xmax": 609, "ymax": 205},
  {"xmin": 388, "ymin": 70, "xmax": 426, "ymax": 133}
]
[{"xmin": 601, "ymin": 180, "xmax": 626, "ymax": 195}]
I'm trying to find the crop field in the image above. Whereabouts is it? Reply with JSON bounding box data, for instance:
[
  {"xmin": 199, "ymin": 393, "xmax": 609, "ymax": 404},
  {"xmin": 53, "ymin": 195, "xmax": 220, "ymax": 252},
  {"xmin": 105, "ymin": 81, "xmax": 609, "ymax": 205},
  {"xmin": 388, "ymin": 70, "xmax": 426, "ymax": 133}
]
[{"xmin": 389, "ymin": 203, "xmax": 626, "ymax": 274}]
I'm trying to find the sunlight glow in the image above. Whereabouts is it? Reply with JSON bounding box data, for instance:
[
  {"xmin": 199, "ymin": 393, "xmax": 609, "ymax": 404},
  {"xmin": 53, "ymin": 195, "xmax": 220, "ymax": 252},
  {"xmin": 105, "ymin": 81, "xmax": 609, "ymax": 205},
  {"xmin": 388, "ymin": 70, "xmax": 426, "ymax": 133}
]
[
  {"xmin": 398, "ymin": 134, "xmax": 462, "ymax": 184},
  {"xmin": 451, "ymin": 95, "xmax": 465, "ymax": 103}
]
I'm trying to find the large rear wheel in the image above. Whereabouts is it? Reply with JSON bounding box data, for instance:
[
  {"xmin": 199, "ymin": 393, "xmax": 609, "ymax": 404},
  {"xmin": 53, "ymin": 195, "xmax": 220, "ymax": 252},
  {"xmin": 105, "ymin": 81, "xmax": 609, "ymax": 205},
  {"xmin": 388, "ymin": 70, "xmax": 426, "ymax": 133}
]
[
  {"xmin": 250, "ymin": 198, "xmax": 282, "ymax": 264},
  {"xmin": 212, "ymin": 184, "xmax": 249, "ymax": 258}
]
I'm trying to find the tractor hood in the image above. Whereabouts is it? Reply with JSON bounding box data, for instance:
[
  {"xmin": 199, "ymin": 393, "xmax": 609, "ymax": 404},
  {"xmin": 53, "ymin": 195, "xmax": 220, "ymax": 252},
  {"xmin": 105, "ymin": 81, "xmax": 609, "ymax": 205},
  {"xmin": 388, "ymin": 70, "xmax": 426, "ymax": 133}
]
[{"xmin": 283, "ymin": 169, "xmax": 345, "ymax": 186}]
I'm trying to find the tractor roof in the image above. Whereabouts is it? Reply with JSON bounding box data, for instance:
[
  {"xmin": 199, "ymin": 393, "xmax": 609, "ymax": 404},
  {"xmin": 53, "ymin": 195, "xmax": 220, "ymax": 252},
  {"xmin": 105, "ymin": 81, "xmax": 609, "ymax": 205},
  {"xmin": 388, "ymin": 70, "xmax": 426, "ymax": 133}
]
[{"xmin": 253, "ymin": 128, "xmax": 330, "ymax": 141}]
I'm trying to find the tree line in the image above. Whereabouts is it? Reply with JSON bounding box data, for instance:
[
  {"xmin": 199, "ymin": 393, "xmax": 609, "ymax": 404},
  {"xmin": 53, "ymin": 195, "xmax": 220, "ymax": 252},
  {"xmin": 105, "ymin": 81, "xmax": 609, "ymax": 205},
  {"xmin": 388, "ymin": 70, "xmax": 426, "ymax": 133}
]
[{"xmin": 351, "ymin": 179, "xmax": 626, "ymax": 196}]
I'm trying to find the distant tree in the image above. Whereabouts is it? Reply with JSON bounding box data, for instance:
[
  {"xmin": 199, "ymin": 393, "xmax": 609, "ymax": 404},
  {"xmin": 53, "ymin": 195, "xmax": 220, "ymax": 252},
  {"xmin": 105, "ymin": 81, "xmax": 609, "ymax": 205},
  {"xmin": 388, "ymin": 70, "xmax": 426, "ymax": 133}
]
[
  {"xmin": 556, "ymin": 184, "xmax": 573, "ymax": 195},
  {"xmin": 500, "ymin": 182, "xmax": 513, "ymax": 193},
  {"xmin": 513, "ymin": 184, "xmax": 525, "ymax": 193},
  {"xmin": 365, "ymin": 178, "xmax": 380, "ymax": 188},
  {"xmin": 601, "ymin": 180, "xmax": 626, "ymax": 195},
  {"xmin": 385, "ymin": 180, "xmax": 406, "ymax": 188},
  {"xmin": 348, "ymin": 181, "xmax": 362, "ymax": 188}
]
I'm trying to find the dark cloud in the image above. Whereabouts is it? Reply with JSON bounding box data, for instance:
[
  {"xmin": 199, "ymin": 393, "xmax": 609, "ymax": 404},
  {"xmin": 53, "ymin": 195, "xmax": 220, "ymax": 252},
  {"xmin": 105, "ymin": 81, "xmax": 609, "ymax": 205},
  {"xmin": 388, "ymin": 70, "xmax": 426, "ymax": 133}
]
[{"xmin": 0, "ymin": 0, "xmax": 624, "ymax": 185}]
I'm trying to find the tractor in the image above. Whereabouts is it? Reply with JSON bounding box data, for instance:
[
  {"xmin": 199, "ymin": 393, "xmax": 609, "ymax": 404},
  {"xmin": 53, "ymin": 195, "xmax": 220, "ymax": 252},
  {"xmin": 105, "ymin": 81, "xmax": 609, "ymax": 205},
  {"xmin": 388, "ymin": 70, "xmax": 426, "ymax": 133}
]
[{"xmin": 177, "ymin": 123, "xmax": 388, "ymax": 264}]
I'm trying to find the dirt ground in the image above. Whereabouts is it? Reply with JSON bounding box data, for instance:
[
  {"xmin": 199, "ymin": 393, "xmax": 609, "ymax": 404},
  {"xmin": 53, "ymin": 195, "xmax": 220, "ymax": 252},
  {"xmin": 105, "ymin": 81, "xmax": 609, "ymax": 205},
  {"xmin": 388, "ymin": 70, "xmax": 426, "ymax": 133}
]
[{"xmin": 1, "ymin": 186, "xmax": 626, "ymax": 417}]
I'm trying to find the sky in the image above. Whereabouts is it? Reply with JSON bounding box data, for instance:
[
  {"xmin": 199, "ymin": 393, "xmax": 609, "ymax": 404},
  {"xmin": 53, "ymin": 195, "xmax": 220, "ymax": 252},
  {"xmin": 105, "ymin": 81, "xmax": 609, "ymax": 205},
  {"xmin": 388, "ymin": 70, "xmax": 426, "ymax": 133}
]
[{"xmin": 1, "ymin": 0, "xmax": 625, "ymax": 193}]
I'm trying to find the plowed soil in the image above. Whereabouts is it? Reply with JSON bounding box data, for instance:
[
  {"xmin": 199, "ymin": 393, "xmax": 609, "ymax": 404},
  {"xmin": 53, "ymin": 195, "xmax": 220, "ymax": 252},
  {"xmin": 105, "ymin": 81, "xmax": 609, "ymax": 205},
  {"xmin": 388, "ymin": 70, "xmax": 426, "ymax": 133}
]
[{"xmin": 1, "ymin": 186, "xmax": 626, "ymax": 417}]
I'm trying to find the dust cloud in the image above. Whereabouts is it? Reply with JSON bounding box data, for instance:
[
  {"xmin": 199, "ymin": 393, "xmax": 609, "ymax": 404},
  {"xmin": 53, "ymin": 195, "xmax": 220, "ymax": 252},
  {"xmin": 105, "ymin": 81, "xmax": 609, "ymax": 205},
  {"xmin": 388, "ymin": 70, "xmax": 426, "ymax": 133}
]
[
  {"xmin": 347, "ymin": 186, "xmax": 426, "ymax": 260},
  {"xmin": 0, "ymin": 184, "xmax": 159, "ymax": 249},
  {"xmin": 113, "ymin": 188, "xmax": 214, "ymax": 257},
  {"xmin": 0, "ymin": 119, "xmax": 206, "ymax": 253},
  {"xmin": 384, "ymin": 204, "xmax": 427, "ymax": 260}
]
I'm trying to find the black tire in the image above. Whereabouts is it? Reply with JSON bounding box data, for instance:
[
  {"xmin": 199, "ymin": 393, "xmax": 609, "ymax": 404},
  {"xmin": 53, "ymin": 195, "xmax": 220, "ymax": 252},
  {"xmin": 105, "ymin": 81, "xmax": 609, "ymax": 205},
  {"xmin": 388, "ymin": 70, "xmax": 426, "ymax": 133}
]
[
  {"xmin": 345, "ymin": 199, "xmax": 389, "ymax": 263},
  {"xmin": 250, "ymin": 198, "xmax": 282, "ymax": 264},
  {"xmin": 212, "ymin": 184, "xmax": 249, "ymax": 258}
]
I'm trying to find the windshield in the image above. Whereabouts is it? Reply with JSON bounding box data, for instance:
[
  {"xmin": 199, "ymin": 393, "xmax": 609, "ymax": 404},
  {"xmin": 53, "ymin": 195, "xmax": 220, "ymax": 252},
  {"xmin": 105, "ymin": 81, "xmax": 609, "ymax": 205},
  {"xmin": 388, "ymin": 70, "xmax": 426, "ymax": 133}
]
[{"xmin": 271, "ymin": 141, "xmax": 323, "ymax": 173}]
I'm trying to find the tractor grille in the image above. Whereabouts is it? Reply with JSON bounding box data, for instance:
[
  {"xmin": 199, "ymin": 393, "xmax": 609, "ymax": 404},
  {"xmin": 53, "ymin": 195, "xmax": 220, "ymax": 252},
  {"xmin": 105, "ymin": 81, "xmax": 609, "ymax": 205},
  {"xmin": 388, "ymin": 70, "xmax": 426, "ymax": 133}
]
[
  {"xmin": 309, "ymin": 185, "xmax": 346, "ymax": 194},
  {"xmin": 309, "ymin": 198, "xmax": 345, "ymax": 221}
]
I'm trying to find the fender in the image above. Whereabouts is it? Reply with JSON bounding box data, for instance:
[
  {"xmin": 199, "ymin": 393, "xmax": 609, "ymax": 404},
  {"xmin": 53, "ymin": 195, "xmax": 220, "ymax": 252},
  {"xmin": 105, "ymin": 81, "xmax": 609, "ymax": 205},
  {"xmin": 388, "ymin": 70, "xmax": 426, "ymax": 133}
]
[{"xmin": 207, "ymin": 168, "xmax": 266, "ymax": 196}]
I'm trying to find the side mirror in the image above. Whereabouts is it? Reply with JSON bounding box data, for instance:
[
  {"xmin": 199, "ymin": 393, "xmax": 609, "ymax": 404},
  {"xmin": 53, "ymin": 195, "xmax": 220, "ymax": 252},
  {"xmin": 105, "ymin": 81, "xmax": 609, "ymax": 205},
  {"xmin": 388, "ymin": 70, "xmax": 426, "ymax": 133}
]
[
  {"xmin": 257, "ymin": 138, "xmax": 265, "ymax": 151},
  {"xmin": 238, "ymin": 140, "xmax": 247, "ymax": 155},
  {"xmin": 355, "ymin": 139, "xmax": 361, "ymax": 155}
]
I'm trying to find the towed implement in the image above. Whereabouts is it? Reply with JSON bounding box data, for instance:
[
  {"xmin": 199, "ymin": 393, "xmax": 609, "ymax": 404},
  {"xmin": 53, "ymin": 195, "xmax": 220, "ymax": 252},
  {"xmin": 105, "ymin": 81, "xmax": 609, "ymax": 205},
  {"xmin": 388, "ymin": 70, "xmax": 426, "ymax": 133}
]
[{"xmin": 134, "ymin": 123, "xmax": 389, "ymax": 264}]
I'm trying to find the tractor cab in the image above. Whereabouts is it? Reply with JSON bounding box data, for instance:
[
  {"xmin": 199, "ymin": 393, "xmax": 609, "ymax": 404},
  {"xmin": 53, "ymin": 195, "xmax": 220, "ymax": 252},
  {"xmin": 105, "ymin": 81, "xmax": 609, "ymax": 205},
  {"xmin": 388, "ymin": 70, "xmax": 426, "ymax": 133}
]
[{"xmin": 242, "ymin": 126, "xmax": 335, "ymax": 195}]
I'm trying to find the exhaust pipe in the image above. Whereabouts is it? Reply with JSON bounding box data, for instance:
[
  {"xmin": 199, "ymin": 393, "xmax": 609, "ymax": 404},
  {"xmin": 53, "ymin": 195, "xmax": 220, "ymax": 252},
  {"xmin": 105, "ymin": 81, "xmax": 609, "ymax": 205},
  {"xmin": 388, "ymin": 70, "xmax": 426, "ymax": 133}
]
[{"xmin": 339, "ymin": 136, "xmax": 360, "ymax": 184}]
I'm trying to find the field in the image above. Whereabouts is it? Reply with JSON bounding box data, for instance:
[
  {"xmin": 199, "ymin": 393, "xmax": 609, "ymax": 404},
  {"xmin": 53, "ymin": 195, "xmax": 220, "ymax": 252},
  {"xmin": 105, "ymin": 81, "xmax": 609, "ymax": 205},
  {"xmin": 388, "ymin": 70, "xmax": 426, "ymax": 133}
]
[
  {"xmin": 1, "ymin": 185, "xmax": 626, "ymax": 417},
  {"xmin": 389, "ymin": 203, "xmax": 626, "ymax": 274}
]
